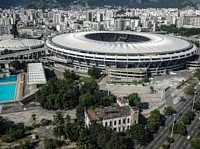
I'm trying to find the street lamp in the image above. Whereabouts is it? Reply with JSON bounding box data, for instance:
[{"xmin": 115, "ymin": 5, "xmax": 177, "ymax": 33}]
[
  {"xmin": 171, "ymin": 113, "xmax": 176, "ymax": 138},
  {"xmin": 192, "ymin": 91, "xmax": 197, "ymax": 111}
]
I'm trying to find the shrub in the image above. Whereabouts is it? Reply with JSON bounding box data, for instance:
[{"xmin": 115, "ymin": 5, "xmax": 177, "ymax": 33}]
[{"xmin": 166, "ymin": 137, "xmax": 174, "ymax": 143}]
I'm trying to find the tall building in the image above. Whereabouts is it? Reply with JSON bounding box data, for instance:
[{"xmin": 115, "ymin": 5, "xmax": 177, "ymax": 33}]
[
  {"xmin": 53, "ymin": 13, "xmax": 61, "ymax": 25},
  {"xmin": 0, "ymin": 25, "xmax": 11, "ymax": 36},
  {"xmin": 114, "ymin": 18, "xmax": 126, "ymax": 31},
  {"xmin": 183, "ymin": 16, "xmax": 200, "ymax": 28},
  {"xmin": 97, "ymin": 13, "xmax": 103, "ymax": 22},
  {"xmin": 86, "ymin": 11, "xmax": 93, "ymax": 22}
]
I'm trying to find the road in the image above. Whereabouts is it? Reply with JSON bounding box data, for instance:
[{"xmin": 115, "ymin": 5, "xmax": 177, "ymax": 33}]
[
  {"xmin": 140, "ymin": 86, "xmax": 200, "ymax": 149},
  {"xmin": 171, "ymin": 113, "xmax": 200, "ymax": 149}
]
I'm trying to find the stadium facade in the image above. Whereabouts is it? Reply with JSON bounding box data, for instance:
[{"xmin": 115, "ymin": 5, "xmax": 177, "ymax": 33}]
[{"xmin": 46, "ymin": 31, "xmax": 198, "ymax": 78}]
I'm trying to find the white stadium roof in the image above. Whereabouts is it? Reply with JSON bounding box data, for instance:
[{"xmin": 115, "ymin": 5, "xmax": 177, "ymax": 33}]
[
  {"xmin": 51, "ymin": 31, "xmax": 192, "ymax": 54},
  {"xmin": 0, "ymin": 39, "xmax": 44, "ymax": 51},
  {"xmin": 27, "ymin": 63, "xmax": 47, "ymax": 85}
]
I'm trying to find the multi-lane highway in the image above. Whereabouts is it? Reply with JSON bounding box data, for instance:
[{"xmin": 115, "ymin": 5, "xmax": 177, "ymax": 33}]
[
  {"xmin": 140, "ymin": 86, "xmax": 200, "ymax": 149},
  {"xmin": 171, "ymin": 113, "xmax": 200, "ymax": 149}
]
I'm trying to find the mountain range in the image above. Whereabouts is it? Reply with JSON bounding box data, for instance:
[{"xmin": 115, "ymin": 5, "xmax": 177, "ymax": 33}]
[{"xmin": 0, "ymin": 0, "xmax": 198, "ymax": 9}]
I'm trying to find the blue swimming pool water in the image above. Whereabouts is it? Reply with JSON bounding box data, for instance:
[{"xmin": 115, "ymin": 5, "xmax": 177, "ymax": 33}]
[
  {"xmin": 0, "ymin": 76, "xmax": 17, "ymax": 83},
  {"xmin": 0, "ymin": 84, "xmax": 16, "ymax": 102}
]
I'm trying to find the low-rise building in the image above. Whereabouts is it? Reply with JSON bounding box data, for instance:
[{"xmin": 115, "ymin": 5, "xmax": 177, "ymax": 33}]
[{"xmin": 85, "ymin": 97, "xmax": 139, "ymax": 132}]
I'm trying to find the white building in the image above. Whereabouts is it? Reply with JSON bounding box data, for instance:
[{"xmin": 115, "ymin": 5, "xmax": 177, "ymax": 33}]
[
  {"xmin": 27, "ymin": 63, "xmax": 47, "ymax": 86},
  {"xmin": 84, "ymin": 97, "xmax": 139, "ymax": 132}
]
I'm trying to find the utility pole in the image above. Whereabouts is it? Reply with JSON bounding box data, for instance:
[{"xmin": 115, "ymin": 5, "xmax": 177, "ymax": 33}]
[{"xmin": 192, "ymin": 91, "xmax": 197, "ymax": 111}]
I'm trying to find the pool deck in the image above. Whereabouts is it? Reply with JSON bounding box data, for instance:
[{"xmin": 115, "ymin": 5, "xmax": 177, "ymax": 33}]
[{"xmin": 15, "ymin": 74, "xmax": 25, "ymax": 102}]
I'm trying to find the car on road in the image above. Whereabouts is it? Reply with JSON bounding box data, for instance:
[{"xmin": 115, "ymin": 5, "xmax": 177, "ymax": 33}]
[{"xmin": 187, "ymin": 135, "xmax": 191, "ymax": 140}]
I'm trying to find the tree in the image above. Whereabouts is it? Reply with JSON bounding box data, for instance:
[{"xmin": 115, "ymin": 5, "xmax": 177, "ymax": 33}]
[
  {"xmin": 166, "ymin": 137, "xmax": 174, "ymax": 143},
  {"xmin": 87, "ymin": 124, "xmax": 129, "ymax": 149},
  {"xmin": 64, "ymin": 123, "xmax": 80, "ymax": 142},
  {"xmin": 162, "ymin": 144, "xmax": 170, "ymax": 149},
  {"xmin": 191, "ymin": 137, "xmax": 200, "ymax": 149},
  {"xmin": 10, "ymin": 60, "xmax": 21, "ymax": 70},
  {"xmin": 173, "ymin": 123, "xmax": 187, "ymax": 135},
  {"xmin": 65, "ymin": 114, "xmax": 71, "ymax": 123},
  {"xmin": 150, "ymin": 86, "xmax": 154, "ymax": 93},
  {"xmin": 145, "ymin": 122, "xmax": 159, "ymax": 134},
  {"xmin": 127, "ymin": 93, "xmax": 141, "ymax": 106},
  {"xmin": 163, "ymin": 106, "xmax": 176, "ymax": 116},
  {"xmin": 80, "ymin": 78, "xmax": 99, "ymax": 94},
  {"xmin": 53, "ymin": 125, "xmax": 65, "ymax": 139},
  {"xmin": 44, "ymin": 138, "xmax": 63, "ymax": 149},
  {"xmin": 88, "ymin": 66, "xmax": 102, "ymax": 79},
  {"xmin": 181, "ymin": 116, "xmax": 190, "ymax": 125},
  {"xmin": 31, "ymin": 113, "xmax": 37, "ymax": 124},
  {"xmin": 145, "ymin": 110, "xmax": 165, "ymax": 135},
  {"xmin": 40, "ymin": 119, "xmax": 52, "ymax": 126},
  {"xmin": 184, "ymin": 84, "xmax": 195, "ymax": 95},
  {"xmin": 194, "ymin": 102, "xmax": 200, "ymax": 111},
  {"xmin": 126, "ymin": 124, "xmax": 153, "ymax": 145},
  {"xmin": 53, "ymin": 111, "xmax": 65, "ymax": 126},
  {"xmin": 148, "ymin": 110, "xmax": 166, "ymax": 126},
  {"xmin": 184, "ymin": 110, "xmax": 195, "ymax": 122},
  {"xmin": 64, "ymin": 69, "xmax": 79, "ymax": 81},
  {"xmin": 4, "ymin": 123, "xmax": 26, "ymax": 142},
  {"xmin": 19, "ymin": 140, "xmax": 33, "ymax": 149},
  {"xmin": 36, "ymin": 78, "xmax": 79, "ymax": 110}
]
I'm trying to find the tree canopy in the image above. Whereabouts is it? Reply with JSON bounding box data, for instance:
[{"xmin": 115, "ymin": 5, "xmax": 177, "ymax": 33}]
[
  {"xmin": 36, "ymin": 70, "xmax": 116, "ymax": 123},
  {"xmin": 194, "ymin": 102, "xmax": 200, "ymax": 111},
  {"xmin": 191, "ymin": 137, "xmax": 200, "ymax": 149},
  {"xmin": 126, "ymin": 124, "xmax": 153, "ymax": 145},
  {"xmin": 10, "ymin": 60, "xmax": 21, "ymax": 70},
  {"xmin": 145, "ymin": 110, "xmax": 165, "ymax": 134},
  {"xmin": 126, "ymin": 93, "xmax": 141, "ymax": 107},
  {"xmin": 36, "ymin": 78, "xmax": 79, "ymax": 110},
  {"xmin": 173, "ymin": 123, "xmax": 187, "ymax": 136},
  {"xmin": 88, "ymin": 66, "xmax": 102, "ymax": 79},
  {"xmin": 161, "ymin": 25, "xmax": 200, "ymax": 37},
  {"xmin": 44, "ymin": 138, "xmax": 63, "ymax": 149},
  {"xmin": 184, "ymin": 83, "xmax": 195, "ymax": 95},
  {"xmin": 0, "ymin": 116, "xmax": 26, "ymax": 143},
  {"xmin": 163, "ymin": 106, "xmax": 176, "ymax": 116}
]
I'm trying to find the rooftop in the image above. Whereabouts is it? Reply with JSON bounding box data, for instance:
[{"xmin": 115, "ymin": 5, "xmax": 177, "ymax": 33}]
[
  {"xmin": 51, "ymin": 31, "xmax": 192, "ymax": 55},
  {"xmin": 27, "ymin": 63, "xmax": 47, "ymax": 85},
  {"xmin": 0, "ymin": 39, "xmax": 44, "ymax": 51},
  {"xmin": 86, "ymin": 105, "xmax": 138, "ymax": 121}
]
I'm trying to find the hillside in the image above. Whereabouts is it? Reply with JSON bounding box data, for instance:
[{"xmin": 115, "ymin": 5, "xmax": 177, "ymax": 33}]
[{"xmin": 0, "ymin": 0, "xmax": 197, "ymax": 8}]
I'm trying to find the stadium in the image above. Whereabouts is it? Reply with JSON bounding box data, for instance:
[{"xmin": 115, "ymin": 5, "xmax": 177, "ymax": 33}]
[
  {"xmin": 46, "ymin": 31, "xmax": 198, "ymax": 78},
  {"xmin": 0, "ymin": 38, "xmax": 44, "ymax": 52}
]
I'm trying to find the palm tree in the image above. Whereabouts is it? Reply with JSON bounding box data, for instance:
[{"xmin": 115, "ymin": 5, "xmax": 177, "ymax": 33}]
[
  {"xmin": 65, "ymin": 114, "xmax": 71, "ymax": 123},
  {"xmin": 31, "ymin": 113, "xmax": 37, "ymax": 124},
  {"xmin": 53, "ymin": 111, "xmax": 65, "ymax": 126},
  {"xmin": 53, "ymin": 125, "xmax": 65, "ymax": 139}
]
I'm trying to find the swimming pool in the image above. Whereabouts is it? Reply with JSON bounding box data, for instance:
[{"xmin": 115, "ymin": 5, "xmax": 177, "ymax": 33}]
[
  {"xmin": 0, "ymin": 84, "xmax": 16, "ymax": 102},
  {"xmin": 0, "ymin": 76, "xmax": 17, "ymax": 83}
]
